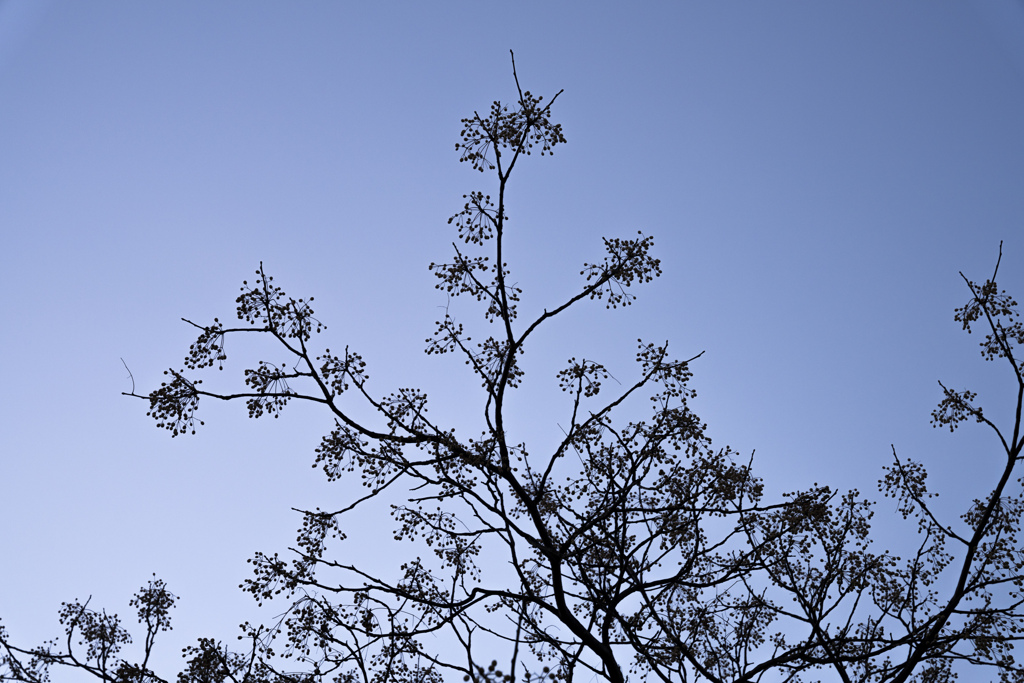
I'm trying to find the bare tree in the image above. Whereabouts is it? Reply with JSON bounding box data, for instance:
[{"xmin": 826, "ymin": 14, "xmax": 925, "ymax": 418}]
[{"xmin": 3, "ymin": 55, "xmax": 1022, "ymax": 683}]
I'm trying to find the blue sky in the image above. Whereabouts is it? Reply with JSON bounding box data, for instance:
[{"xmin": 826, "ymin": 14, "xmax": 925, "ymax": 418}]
[{"xmin": 2, "ymin": 2, "xmax": 1023, "ymax": 680}]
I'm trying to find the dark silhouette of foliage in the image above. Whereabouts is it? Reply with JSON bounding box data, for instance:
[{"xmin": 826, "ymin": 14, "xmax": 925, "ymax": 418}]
[{"xmin": 3, "ymin": 55, "xmax": 1023, "ymax": 683}]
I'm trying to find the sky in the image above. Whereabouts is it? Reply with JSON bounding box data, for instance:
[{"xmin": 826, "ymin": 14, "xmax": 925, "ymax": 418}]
[{"xmin": 2, "ymin": 2, "xmax": 1024, "ymax": 680}]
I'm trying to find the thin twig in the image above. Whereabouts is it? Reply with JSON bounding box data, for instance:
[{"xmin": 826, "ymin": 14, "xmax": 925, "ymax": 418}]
[{"xmin": 121, "ymin": 358, "xmax": 135, "ymax": 395}]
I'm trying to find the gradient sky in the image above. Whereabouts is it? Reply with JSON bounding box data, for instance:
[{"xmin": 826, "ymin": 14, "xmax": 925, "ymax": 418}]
[{"xmin": 2, "ymin": 2, "xmax": 1024, "ymax": 680}]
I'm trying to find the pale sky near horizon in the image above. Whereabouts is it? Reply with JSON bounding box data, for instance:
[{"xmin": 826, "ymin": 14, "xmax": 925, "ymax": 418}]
[{"xmin": 2, "ymin": 2, "xmax": 1024, "ymax": 680}]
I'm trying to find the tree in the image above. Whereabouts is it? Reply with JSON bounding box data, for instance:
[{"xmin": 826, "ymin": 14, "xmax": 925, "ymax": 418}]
[{"xmin": 3, "ymin": 54, "xmax": 1023, "ymax": 683}]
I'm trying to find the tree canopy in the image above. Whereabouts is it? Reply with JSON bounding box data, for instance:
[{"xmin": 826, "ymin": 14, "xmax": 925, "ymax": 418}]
[{"xmin": 3, "ymin": 56, "xmax": 1023, "ymax": 683}]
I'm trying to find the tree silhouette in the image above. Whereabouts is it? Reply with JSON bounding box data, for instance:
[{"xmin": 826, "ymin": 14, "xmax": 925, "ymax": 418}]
[{"xmin": 3, "ymin": 54, "xmax": 1023, "ymax": 683}]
